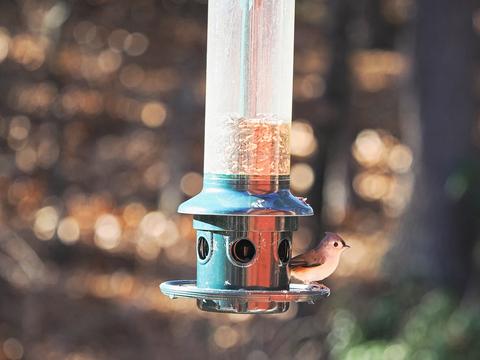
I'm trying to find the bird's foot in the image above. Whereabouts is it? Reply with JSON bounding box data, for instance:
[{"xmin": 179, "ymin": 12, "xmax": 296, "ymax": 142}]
[{"xmin": 307, "ymin": 281, "xmax": 326, "ymax": 290}]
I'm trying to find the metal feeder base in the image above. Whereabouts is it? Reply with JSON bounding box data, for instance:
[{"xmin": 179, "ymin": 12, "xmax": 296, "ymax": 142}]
[{"xmin": 160, "ymin": 280, "xmax": 330, "ymax": 314}]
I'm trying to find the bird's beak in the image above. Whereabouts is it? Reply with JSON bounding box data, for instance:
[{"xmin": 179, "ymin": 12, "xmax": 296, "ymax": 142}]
[{"xmin": 344, "ymin": 244, "xmax": 351, "ymax": 248}]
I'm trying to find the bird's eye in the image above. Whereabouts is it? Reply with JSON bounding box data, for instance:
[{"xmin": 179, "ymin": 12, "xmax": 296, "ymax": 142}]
[{"xmin": 333, "ymin": 242, "xmax": 339, "ymax": 247}]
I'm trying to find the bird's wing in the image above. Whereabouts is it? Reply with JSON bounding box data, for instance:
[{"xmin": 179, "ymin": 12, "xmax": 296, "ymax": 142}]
[{"xmin": 289, "ymin": 251, "xmax": 326, "ymax": 268}]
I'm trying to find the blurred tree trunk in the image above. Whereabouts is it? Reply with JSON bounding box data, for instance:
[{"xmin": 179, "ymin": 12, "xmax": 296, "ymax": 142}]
[
  {"xmin": 310, "ymin": 0, "xmax": 355, "ymax": 230},
  {"xmin": 388, "ymin": 0, "xmax": 475, "ymax": 291}
]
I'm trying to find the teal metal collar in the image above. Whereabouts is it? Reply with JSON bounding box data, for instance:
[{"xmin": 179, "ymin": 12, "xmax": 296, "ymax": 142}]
[{"xmin": 178, "ymin": 174, "xmax": 314, "ymax": 216}]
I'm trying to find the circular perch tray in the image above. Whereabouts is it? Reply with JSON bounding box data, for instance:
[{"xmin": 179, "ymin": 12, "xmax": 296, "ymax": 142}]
[{"xmin": 160, "ymin": 280, "xmax": 330, "ymax": 305}]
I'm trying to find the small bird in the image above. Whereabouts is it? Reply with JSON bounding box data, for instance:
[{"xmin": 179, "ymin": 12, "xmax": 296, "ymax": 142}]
[{"xmin": 289, "ymin": 232, "xmax": 350, "ymax": 286}]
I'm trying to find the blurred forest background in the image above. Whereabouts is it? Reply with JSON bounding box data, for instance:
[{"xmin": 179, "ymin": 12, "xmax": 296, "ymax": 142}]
[{"xmin": 1, "ymin": 0, "xmax": 480, "ymax": 359}]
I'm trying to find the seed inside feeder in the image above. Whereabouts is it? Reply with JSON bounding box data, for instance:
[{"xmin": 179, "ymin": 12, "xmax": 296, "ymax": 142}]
[{"xmin": 205, "ymin": 115, "xmax": 290, "ymax": 176}]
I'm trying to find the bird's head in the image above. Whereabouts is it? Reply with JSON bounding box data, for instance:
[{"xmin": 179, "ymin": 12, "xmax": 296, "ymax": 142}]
[{"xmin": 323, "ymin": 232, "xmax": 350, "ymax": 254}]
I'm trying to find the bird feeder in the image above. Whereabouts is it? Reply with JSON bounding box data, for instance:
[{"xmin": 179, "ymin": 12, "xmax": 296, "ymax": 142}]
[{"xmin": 160, "ymin": 0, "xmax": 329, "ymax": 314}]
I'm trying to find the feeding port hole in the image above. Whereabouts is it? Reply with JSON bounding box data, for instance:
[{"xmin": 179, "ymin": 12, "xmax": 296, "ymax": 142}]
[
  {"xmin": 231, "ymin": 239, "xmax": 256, "ymax": 264},
  {"xmin": 278, "ymin": 239, "xmax": 290, "ymax": 263},
  {"xmin": 197, "ymin": 236, "xmax": 210, "ymax": 260}
]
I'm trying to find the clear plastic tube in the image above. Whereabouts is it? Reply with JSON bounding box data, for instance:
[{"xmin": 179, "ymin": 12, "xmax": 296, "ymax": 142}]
[{"xmin": 203, "ymin": 0, "xmax": 295, "ymax": 176}]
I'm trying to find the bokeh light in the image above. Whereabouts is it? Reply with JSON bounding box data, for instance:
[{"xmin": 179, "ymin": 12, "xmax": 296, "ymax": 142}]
[
  {"xmin": 0, "ymin": 27, "xmax": 11, "ymax": 63},
  {"xmin": 353, "ymin": 171, "xmax": 392, "ymax": 201},
  {"xmin": 2, "ymin": 338, "xmax": 23, "ymax": 360},
  {"xmin": 94, "ymin": 214, "xmax": 122, "ymax": 250},
  {"xmin": 108, "ymin": 29, "xmax": 129, "ymax": 51},
  {"xmin": 57, "ymin": 217, "xmax": 81, "ymax": 244},
  {"xmin": 122, "ymin": 203, "xmax": 147, "ymax": 228},
  {"xmin": 33, "ymin": 206, "xmax": 59, "ymax": 240},
  {"xmin": 291, "ymin": 163, "xmax": 315, "ymax": 193},
  {"xmin": 352, "ymin": 129, "xmax": 386, "ymax": 168},
  {"xmin": 351, "ymin": 50, "xmax": 407, "ymax": 92},
  {"xmin": 9, "ymin": 34, "xmax": 47, "ymax": 70},
  {"xmin": 141, "ymin": 101, "xmax": 167, "ymax": 127},
  {"xmin": 123, "ymin": 32, "xmax": 149, "ymax": 56},
  {"xmin": 291, "ymin": 120, "xmax": 318, "ymax": 157},
  {"xmin": 388, "ymin": 144, "xmax": 413, "ymax": 173},
  {"xmin": 180, "ymin": 172, "xmax": 203, "ymax": 196},
  {"xmin": 213, "ymin": 326, "xmax": 240, "ymax": 349}
]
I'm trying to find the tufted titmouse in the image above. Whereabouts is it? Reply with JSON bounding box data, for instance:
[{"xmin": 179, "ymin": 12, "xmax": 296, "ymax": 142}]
[{"xmin": 289, "ymin": 232, "xmax": 350, "ymax": 285}]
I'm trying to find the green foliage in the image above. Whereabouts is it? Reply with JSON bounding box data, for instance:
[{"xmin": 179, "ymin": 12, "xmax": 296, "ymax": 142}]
[{"xmin": 329, "ymin": 290, "xmax": 480, "ymax": 360}]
